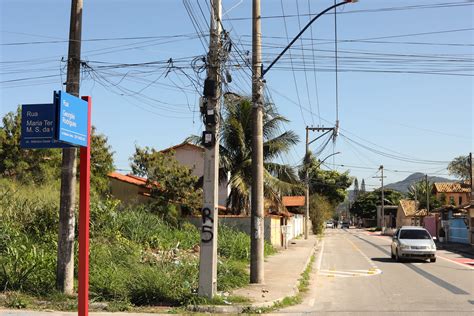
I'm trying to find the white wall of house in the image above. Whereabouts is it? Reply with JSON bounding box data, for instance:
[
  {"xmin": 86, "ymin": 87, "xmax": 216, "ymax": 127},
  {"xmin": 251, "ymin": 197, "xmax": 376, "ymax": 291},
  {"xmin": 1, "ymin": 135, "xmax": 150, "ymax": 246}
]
[{"xmin": 172, "ymin": 144, "xmax": 229, "ymax": 207}]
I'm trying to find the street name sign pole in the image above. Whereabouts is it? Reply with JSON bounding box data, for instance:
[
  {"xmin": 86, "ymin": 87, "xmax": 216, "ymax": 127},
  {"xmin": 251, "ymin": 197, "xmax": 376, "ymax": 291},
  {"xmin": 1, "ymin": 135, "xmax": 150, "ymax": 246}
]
[{"xmin": 20, "ymin": 91, "xmax": 92, "ymax": 316}]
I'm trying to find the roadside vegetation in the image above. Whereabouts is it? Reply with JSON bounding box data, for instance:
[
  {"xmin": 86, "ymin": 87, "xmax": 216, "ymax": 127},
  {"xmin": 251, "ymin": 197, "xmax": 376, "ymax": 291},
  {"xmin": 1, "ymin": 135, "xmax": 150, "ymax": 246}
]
[{"xmin": 0, "ymin": 179, "xmax": 276, "ymax": 310}]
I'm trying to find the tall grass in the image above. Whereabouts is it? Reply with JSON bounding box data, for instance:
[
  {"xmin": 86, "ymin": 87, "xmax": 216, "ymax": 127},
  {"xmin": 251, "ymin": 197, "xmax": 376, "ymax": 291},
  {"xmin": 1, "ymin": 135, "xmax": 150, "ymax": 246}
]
[{"xmin": 0, "ymin": 179, "xmax": 275, "ymax": 306}]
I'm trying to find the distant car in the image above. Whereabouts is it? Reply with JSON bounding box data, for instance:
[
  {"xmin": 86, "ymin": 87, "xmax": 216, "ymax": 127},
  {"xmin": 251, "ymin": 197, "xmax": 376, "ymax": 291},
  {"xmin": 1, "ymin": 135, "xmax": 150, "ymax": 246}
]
[
  {"xmin": 325, "ymin": 221, "xmax": 334, "ymax": 228},
  {"xmin": 391, "ymin": 226, "xmax": 436, "ymax": 262},
  {"xmin": 340, "ymin": 221, "xmax": 350, "ymax": 229}
]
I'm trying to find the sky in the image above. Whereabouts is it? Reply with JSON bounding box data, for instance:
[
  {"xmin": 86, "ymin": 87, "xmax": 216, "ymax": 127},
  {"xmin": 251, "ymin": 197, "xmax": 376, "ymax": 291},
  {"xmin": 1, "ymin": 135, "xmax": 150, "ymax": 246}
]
[{"xmin": 1, "ymin": 0, "xmax": 473, "ymax": 190}]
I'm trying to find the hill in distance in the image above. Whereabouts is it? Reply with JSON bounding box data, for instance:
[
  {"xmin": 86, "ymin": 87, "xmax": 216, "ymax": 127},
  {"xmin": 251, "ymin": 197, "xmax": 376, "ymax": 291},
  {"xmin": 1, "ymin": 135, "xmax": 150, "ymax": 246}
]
[{"xmin": 385, "ymin": 172, "xmax": 455, "ymax": 193}]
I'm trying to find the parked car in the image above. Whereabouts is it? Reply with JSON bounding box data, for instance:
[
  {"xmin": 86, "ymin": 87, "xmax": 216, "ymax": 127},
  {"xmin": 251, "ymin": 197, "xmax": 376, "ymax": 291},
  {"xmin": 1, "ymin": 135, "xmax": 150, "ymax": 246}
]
[
  {"xmin": 325, "ymin": 221, "xmax": 334, "ymax": 228},
  {"xmin": 391, "ymin": 226, "xmax": 436, "ymax": 262},
  {"xmin": 340, "ymin": 221, "xmax": 350, "ymax": 229}
]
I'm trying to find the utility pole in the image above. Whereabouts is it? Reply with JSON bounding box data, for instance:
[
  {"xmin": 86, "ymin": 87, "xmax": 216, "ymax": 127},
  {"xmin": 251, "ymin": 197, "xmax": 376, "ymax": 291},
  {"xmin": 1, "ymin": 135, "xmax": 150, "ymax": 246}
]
[
  {"xmin": 249, "ymin": 0, "xmax": 357, "ymax": 283},
  {"xmin": 373, "ymin": 165, "xmax": 386, "ymax": 230},
  {"xmin": 57, "ymin": 0, "xmax": 83, "ymax": 295},
  {"xmin": 304, "ymin": 126, "xmax": 337, "ymax": 239},
  {"xmin": 425, "ymin": 174, "xmax": 430, "ymax": 213},
  {"xmin": 470, "ymin": 152, "xmax": 473, "ymax": 204},
  {"xmin": 251, "ymin": 0, "xmax": 264, "ymax": 284},
  {"xmin": 304, "ymin": 127, "xmax": 310, "ymax": 239},
  {"xmin": 198, "ymin": 0, "xmax": 221, "ymax": 298},
  {"xmin": 381, "ymin": 165, "xmax": 385, "ymax": 231}
]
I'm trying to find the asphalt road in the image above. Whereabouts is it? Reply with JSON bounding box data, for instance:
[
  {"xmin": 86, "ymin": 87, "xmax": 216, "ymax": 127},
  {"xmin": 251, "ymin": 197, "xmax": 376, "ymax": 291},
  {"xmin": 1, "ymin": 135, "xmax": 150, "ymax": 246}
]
[{"xmin": 274, "ymin": 228, "xmax": 474, "ymax": 316}]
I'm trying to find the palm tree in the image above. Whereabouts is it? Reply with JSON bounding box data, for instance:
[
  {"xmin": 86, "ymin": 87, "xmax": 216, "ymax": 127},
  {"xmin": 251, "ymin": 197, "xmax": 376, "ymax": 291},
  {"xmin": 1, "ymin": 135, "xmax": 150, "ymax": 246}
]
[{"xmin": 189, "ymin": 94, "xmax": 300, "ymax": 214}]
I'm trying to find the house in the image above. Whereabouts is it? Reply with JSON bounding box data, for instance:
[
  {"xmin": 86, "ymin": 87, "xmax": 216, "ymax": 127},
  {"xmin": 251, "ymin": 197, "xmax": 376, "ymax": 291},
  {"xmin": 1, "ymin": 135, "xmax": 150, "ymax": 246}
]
[
  {"xmin": 108, "ymin": 172, "xmax": 152, "ymax": 205},
  {"xmin": 161, "ymin": 142, "xmax": 230, "ymax": 206},
  {"xmin": 396, "ymin": 199, "xmax": 428, "ymax": 228},
  {"xmin": 432, "ymin": 182, "xmax": 471, "ymax": 206}
]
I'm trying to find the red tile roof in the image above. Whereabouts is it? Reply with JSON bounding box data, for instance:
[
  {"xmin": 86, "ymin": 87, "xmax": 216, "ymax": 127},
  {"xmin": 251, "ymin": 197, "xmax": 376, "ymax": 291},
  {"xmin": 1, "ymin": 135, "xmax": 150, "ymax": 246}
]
[
  {"xmin": 282, "ymin": 196, "xmax": 305, "ymax": 207},
  {"xmin": 108, "ymin": 172, "xmax": 147, "ymax": 186},
  {"xmin": 433, "ymin": 182, "xmax": 471, "ymax": 193}
]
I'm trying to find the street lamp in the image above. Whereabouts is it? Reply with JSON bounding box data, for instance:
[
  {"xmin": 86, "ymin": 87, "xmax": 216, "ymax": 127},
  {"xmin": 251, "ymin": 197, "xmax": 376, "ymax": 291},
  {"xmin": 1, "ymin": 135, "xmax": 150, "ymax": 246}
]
[
  {"xmin": 251, "ymin": 0, "xmax": 357, "ymax": 284},
  {"xmin": 305, "ymin": 151, "xmax": 341, "ymax": 239},
  {"xmin": 263, "ymin": 0, "xmax": 358, "ymax": 77}
]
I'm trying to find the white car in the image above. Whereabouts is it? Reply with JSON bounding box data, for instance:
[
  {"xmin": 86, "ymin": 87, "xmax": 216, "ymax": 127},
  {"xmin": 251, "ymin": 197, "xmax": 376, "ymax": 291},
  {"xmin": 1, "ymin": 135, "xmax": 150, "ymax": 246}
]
[
  {"xmin": 391, "ymin": 226, "xmax": 436, "ymax": 263},
  {"xmin": 325, "ymin": 221, "xmax": 334, "ymax": 228}
]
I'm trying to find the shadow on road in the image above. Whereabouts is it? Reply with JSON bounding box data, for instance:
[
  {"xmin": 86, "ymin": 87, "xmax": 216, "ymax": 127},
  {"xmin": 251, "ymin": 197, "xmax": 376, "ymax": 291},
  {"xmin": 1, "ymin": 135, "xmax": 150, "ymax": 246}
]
[{"xmin": 371, "ymin": 257, "xmax": 431, "ymax": 264}]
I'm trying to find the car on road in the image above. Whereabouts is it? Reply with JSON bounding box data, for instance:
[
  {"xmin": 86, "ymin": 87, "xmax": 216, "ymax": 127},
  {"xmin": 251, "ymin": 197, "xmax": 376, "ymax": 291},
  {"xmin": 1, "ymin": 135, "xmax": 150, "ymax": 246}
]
[
  {"xmin": 391, "ymin": 226, "xmax": 436, "ymax": 262},
  {"xmin": 325, "ymin": 221, "xmax": 334, "ymax": 228},
  {"xmin": 340, "ymin": 221, "xmax": 350, "ymax": 229}
]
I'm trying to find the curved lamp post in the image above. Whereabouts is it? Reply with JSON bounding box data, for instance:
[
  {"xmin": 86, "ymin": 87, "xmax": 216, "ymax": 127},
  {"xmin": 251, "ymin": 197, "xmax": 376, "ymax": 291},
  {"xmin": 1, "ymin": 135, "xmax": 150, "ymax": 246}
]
[{"xmin": 251, "ymin": 0, "xmax": 357, "ymax": 283}]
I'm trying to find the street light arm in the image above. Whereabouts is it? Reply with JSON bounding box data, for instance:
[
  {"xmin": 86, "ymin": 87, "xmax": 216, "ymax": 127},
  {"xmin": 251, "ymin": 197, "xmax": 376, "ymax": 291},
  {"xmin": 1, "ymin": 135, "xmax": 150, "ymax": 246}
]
[
  {"xmin": 262, "ymin": 0, "xmax": 353, "ymax": 77},
  {"xmin": 316, "ymin": 152, "xmax": 341, "ymax": 168}
]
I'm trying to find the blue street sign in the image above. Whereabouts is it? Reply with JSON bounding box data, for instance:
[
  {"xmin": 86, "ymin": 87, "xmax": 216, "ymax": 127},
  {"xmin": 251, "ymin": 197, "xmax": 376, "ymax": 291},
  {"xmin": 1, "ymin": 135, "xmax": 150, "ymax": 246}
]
[
  {"xmin": 55, "ymin": 91, "xmax": 88, "ymax": 147},
  {"xmin": 20, "ymin": 103, "xmax": 71, "ymax": 149}
]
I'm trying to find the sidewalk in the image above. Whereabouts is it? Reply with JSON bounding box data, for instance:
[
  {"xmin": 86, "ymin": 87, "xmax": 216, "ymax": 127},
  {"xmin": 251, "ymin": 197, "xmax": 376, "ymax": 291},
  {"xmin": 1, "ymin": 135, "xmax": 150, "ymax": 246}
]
[
  {"xmin": 233, "ymin": 235, "xmax": 318, "ymax": 306},
  {"xmin": 435, "ymin": 241, "xmax": 474, "ymax": 257},
  {"xmin": 192, "ymin": 234, "xmax": 319, "ymax": 313}
]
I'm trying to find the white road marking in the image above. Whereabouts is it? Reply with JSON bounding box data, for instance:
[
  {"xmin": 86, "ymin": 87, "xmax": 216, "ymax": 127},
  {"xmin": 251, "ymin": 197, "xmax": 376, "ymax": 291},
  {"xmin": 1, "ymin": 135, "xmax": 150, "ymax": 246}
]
[{"xmin": 316, "ymin": 240, "xmax": 325, "ymax": 271}]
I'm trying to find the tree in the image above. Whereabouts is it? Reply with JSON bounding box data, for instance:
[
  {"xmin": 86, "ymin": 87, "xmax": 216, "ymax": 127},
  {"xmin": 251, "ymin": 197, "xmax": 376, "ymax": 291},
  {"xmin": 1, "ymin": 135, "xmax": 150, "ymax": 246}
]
[
  {"xmin": 130, "ymin": 146, "xmax": 202, "ymax": 214},
  {"xmin": 300, "ymin": 153, "xmax": 353, "ymax": 207},
  {"xmin": 188, "ymin": 95, "xmax": 300, "ymax": 214},
  {"xmin": 407, "ymin": 180, "xmax": 441, "ymax": 209},
  {"xmin": 447, "ymin": 155, "xmax": 470, "ymax": 180},
  {"xmin": 89, "ymin": 127, "xmax": 114, "ymax": 195},
  {"xmin": 360, "ymin": 179, "xmax": 366, "ymax": 194},
  {"xmin": 350, "ymin": 189, "xmax": 403, "ymax": 219},
  {"xmin": 353, "ymin": 178, "xmax": 360, "ymax": 200},
  {"xmin": 309, "ymin": 194, "xmax": 334, "ymax": 235}
]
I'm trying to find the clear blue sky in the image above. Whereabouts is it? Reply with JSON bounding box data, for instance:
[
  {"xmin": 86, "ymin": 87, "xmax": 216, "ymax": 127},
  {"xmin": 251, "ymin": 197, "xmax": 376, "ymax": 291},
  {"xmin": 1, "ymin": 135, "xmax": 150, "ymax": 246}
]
[{"xmin": 1, "ymin": 0, "xmax": 473, "ymax": 190}]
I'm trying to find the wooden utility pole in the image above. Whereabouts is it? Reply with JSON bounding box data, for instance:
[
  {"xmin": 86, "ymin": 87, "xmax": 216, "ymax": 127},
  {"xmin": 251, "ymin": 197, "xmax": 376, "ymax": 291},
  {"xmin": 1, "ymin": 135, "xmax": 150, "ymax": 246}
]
[
  {"xmin": 251, "ymin": 0, "xmax": 264, "ymax": 284},
  {"xmin": 198, "ymin": 0, "xmax": 221, "ymax": 298},
  {"xmin": 56, "ymin": 0, "xmax": 83, "ymax": 294}
]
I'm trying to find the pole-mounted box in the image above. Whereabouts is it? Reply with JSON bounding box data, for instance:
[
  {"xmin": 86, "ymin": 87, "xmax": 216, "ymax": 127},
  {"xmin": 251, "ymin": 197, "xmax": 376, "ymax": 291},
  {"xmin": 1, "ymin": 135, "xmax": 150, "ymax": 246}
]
[
  {"xmin": 205, "ymin": 109, "xmax": 217, "ymax": 126},
  {"xmin": 202, "ymin": 131, "xmax": 216, "ymax": 148},
  {"xmin": 203, "ymin": 78, "xmax": 216, "ymax": 98}
]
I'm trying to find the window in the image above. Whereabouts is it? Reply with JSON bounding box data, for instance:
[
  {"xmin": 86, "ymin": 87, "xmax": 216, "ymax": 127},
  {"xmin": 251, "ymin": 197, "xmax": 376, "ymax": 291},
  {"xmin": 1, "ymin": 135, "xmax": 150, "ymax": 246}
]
[
  {"xmin": 459, "ymin": 196, "xmax": 462, "ymax": 205},
  {"xmin": 399, "ymin": 229, "xmax": 431, "ymax": 239}
]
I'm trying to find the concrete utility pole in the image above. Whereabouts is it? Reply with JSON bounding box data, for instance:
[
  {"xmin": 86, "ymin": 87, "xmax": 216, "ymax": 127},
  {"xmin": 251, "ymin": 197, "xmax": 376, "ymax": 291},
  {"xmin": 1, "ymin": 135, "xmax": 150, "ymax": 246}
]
[
  {"xmin": 425, "ymin": 174, "xmax": 430, "ymax": 213},
  {"xmin": 57, "ymin": 0, "xmax": 83, "ymax": 295},
  {"xmin": 251, "ymin": 0, "xmax": 265, "ymax": 284},
  {"xmin": 381, "ymin": 165, "xmax": 384, "ymax": 231},
  {"xmin": 373, "ymin": 165, "xmax": 385, "ymax": 230},
  {"xmin": 470, "ymin": 152, "xmax": 473, "ymax": 203},
  {"xmin": 305, "ymin": 128, "xmax": 310, "ymax": 239},
  {"xmin": 304, "ymin": 126, "xmax": 337, "ymax": 239},
  {"xmin": 198, "ymin": 0, "xmax": 221, "ymax": 298}
]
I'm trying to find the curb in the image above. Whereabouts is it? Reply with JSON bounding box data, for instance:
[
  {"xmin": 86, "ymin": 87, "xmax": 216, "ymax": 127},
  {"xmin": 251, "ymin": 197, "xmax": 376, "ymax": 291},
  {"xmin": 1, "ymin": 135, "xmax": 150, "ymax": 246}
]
[{"xmin": 188, "ymin": 236, "xmax": 320, "ymax": 314}]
